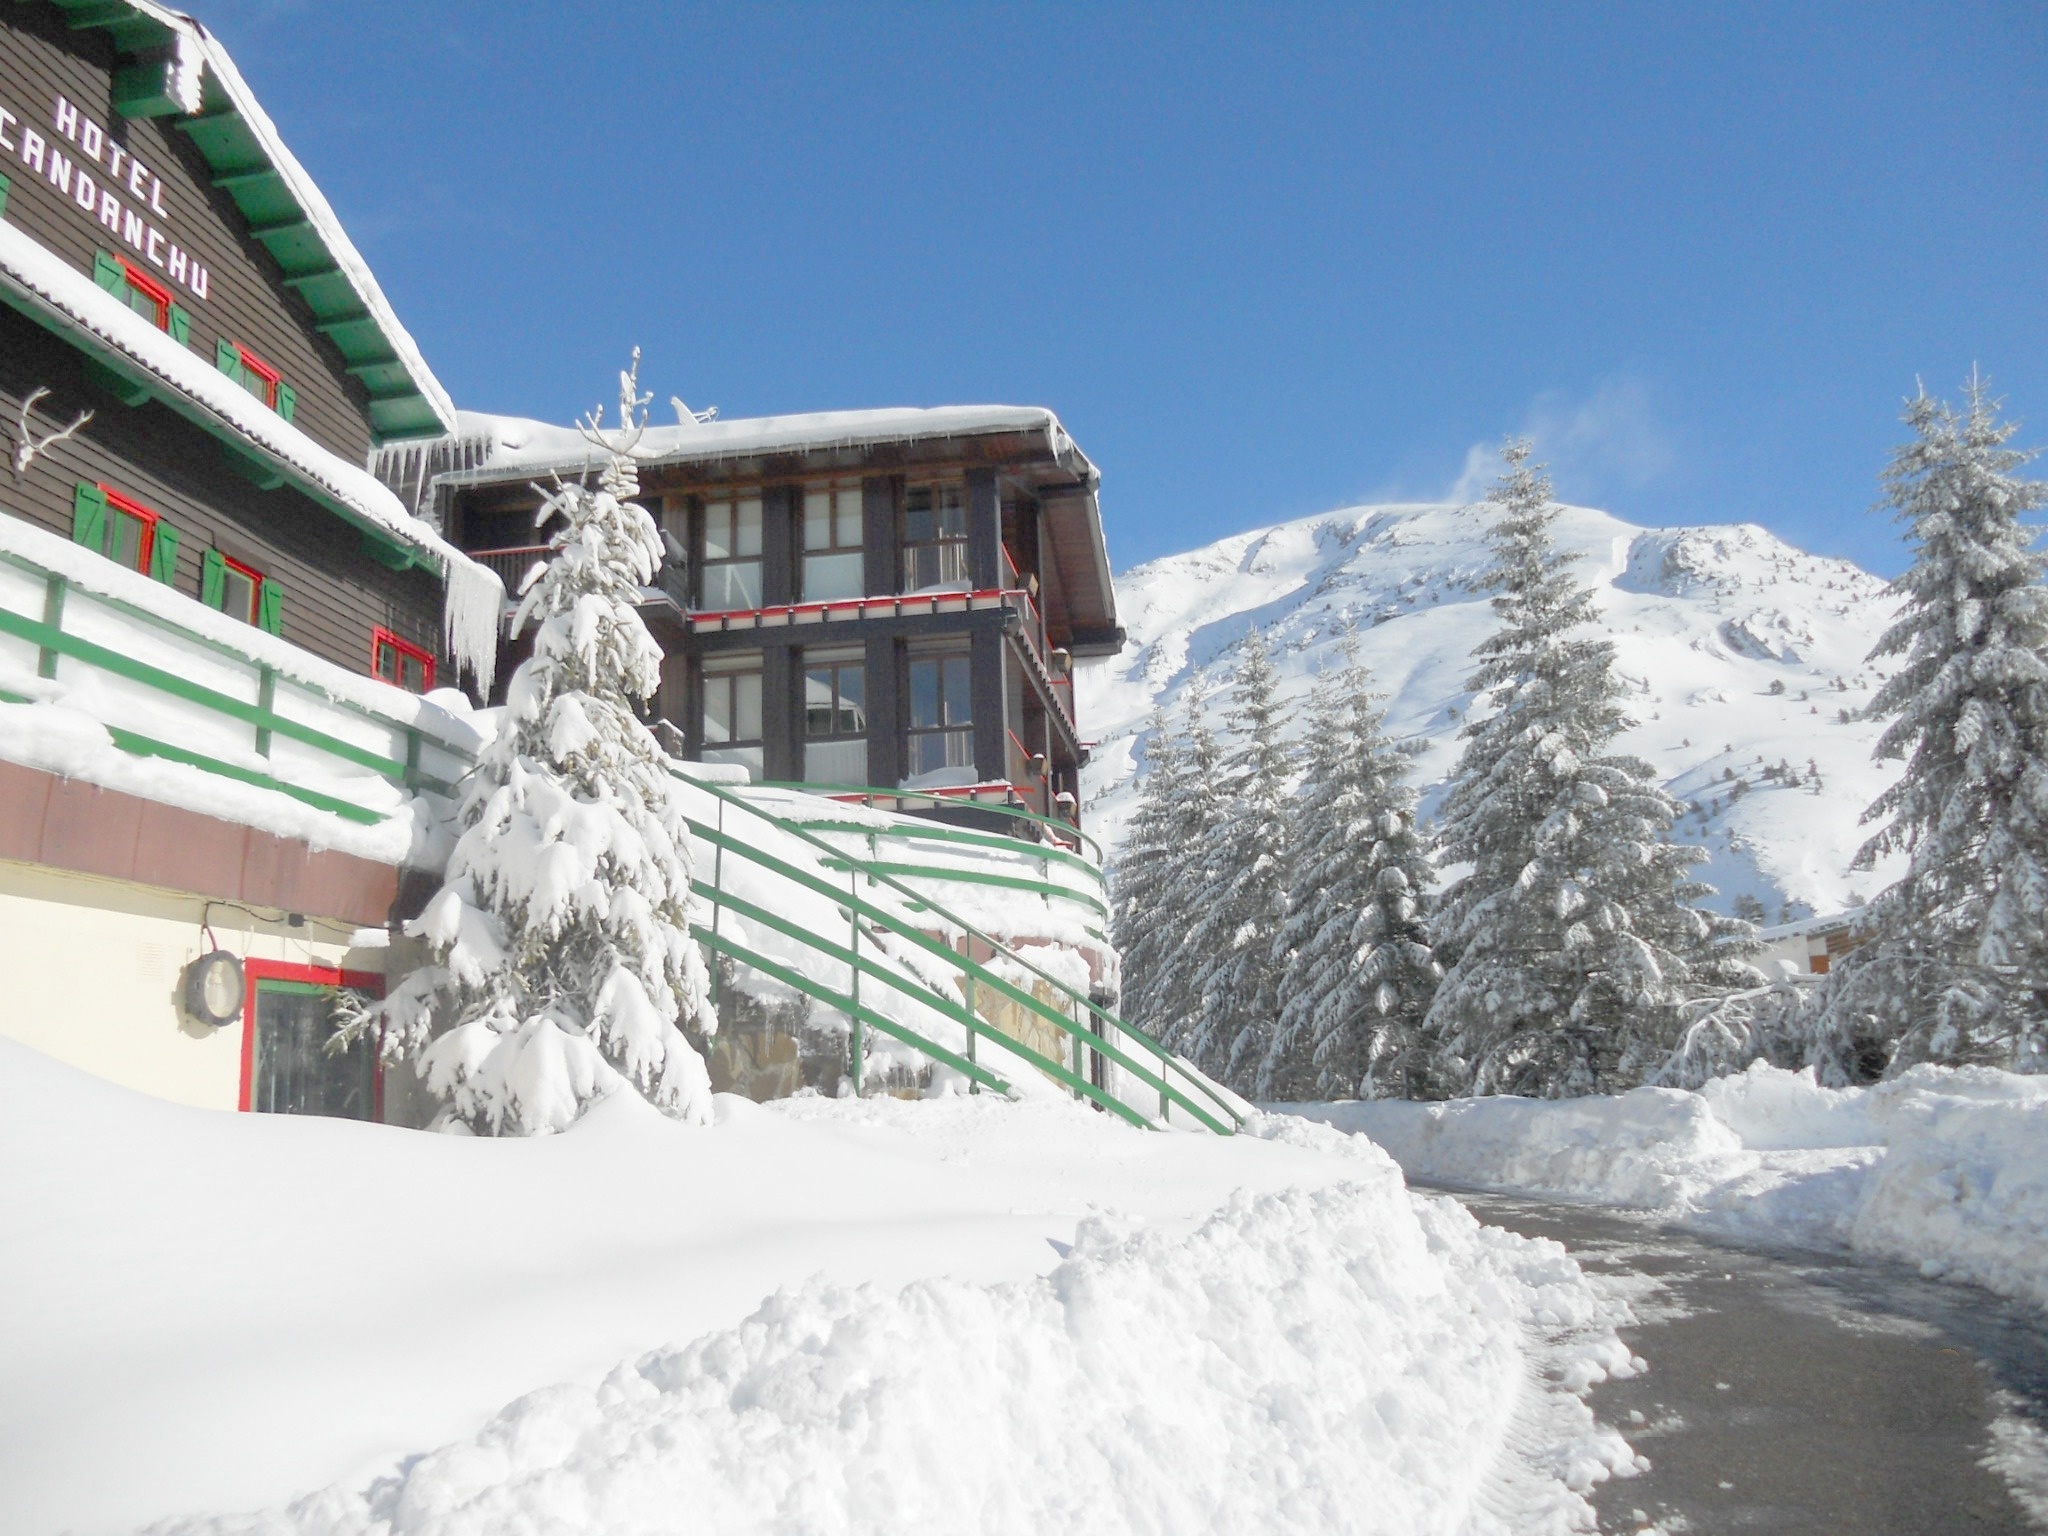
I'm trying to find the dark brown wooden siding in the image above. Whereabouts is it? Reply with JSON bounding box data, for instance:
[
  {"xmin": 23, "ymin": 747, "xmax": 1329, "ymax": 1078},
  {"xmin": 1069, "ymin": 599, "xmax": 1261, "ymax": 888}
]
[
  {"xmin": 0, "ymin": 5, "xmax": 377, "ymax": 465},
  {"xmin": 0, "ymin": 307, "xmax": 441, "ymax": 673}
]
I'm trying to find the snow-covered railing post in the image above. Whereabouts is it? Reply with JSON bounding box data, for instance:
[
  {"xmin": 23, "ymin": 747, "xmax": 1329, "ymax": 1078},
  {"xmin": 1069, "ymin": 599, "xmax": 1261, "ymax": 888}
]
[
  {"xmin": 964, "ymin": 947, "xmax": 979, "ymax": 1095},
  {"xmin": 847, "ymin": 859, "xmax": 864, "ymax": 1096},
  {"xmin": 708, "ymin": 794, "xmax": 726, "ymax": 1014},
  {"xmin": 254, "ymin": 666, "xmax": 274, "ymax": 756},
  {"xmin": 36, "ymin": 573, "xmax": 64, "ymax": 680}
]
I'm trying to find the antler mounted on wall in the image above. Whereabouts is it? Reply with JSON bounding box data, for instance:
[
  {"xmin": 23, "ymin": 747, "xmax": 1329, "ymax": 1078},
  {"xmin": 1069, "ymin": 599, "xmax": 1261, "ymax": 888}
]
[{"xmin": 11, "ymin": 387, "xmax": 94, "ymax": 477}]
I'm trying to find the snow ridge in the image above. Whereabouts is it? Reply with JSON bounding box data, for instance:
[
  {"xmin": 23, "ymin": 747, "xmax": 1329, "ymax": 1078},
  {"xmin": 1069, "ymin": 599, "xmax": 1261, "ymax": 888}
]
[{"xmin": 1079, "ymin": 501, "xmax": 1903, "ymax": 918}]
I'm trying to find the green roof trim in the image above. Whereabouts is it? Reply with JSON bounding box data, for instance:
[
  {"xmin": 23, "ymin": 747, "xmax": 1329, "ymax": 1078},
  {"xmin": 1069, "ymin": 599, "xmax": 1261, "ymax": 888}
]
[{"xmin": 46, "ymin": 1, "xmax": 456, "ymax": 446}]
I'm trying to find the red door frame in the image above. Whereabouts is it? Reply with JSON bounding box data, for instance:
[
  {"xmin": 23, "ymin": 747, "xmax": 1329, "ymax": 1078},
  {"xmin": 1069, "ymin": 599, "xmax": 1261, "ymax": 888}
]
[{"xmin": 239, "ymin": 958, "xmax": 386, "ymax": 1118}]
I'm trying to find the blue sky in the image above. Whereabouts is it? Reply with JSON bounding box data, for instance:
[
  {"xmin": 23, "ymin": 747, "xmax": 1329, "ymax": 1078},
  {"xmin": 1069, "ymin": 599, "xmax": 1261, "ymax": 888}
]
[{"xmin": 205, "ymin": 2, "xmax": 2045, "ymax": 576}]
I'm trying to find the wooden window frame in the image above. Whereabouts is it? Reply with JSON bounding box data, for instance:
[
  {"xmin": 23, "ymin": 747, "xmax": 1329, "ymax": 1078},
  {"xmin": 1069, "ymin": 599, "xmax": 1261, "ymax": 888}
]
[
  {"xmin": 219, "ymin": 554, "xmax": 264, "ymax": 624},
  {"xmin": 698, "ymin": 493, "xmax": 765, "ymax": 613},
  {"xmin": 900, "ymin": 481, "xmax": 970, "ymax": 592},
  {"xmin": 372, "ymin": 627, "xmax": 436, "ymax": 692},
  {"xmin": 803, "ymin": 652, "xmax": 867, "ymax": 742},
  {"xmin": 235, "ymin": 344, "xmax": 281, "ymax": 410},
  {"xmin": 699, "ymin": 653, "xmax": 765, "ymax": 760},
  {"xmin": 905, "ymin": 650, "xmax": 974, "ymax": 777},
  {"xmin": 800, "ymin": 481, "xmax": 864, "ymax": 602},
  {"xmin": 238, "ymin": 959, "xmax": 385, "ymax": 1119}
]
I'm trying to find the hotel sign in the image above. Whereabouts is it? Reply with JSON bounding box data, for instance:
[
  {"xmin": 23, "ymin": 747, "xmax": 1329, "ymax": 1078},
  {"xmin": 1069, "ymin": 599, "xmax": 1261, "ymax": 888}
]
[{"xmin": 0, "ymin": 90, "xmax": 211, "ymax": 301}]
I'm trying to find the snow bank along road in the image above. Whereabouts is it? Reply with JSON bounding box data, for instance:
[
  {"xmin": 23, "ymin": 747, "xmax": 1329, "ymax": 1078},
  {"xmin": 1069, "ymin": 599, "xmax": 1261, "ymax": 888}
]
[
  {"xmin": 2, "ymin": 1039, "xmax": 1644, "ymax": 1536},
  {"xmin": 1443, "ymin": 1191, "xmax": 2048, "ymax": 1535}
]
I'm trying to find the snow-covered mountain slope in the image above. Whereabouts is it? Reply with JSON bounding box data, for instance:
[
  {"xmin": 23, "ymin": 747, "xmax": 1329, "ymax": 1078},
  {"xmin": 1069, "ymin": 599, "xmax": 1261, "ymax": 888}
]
[{"xmin": 1077, "ymin": 501, "xmax": 1906, "ymax": 919}]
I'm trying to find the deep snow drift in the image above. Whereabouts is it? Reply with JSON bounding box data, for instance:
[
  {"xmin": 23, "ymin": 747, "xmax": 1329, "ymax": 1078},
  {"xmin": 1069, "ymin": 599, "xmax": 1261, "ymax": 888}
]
[
  {"xmin": 1078, "ymin": 502, "xmax": 1903, "ymax": 917},
  {"xmin": 1291, "ymin": 1063, "xmax": 2048, "ymax": 1310},
  {"xmin": 0, "ymin": 1041, "xmax": 1639, "ymax": 1536}
]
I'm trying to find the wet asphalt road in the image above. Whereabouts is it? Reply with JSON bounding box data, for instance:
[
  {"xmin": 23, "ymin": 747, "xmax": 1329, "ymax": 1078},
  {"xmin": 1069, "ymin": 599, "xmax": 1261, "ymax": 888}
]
[{"xmin": 1437, "ymin": 1188, "xmax": 2048, "ymax": 1535}]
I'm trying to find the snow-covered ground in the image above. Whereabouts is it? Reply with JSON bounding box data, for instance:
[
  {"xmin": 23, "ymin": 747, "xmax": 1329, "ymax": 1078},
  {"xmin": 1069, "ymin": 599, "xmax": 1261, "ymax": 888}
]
[
  {"xmin": 1290, "ymin": 1063, "xmax": 2048, "ymax": 1311},
  {"xmin": 0, "ymin": 1040, "xmax": 1644, "ymax": 1536},
  {"xmin": 1078, "ymin": 501, "xmax": 1904, "ymax": 916}
]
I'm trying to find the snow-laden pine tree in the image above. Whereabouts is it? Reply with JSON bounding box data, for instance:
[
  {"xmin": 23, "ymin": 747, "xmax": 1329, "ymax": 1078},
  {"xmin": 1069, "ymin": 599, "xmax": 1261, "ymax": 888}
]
[
  {"xmin": 1260, "ymin": 645, "xmax": 1440, "ymax": 1100},
  {"xmin": 1820, "ymin": 378, "xmax": 2048, "ymax": 1077},
  {"xmin": 1183, "ymin": 629, "xmax": 1294, "ymax": 1089},
  {"xmin": 1426, "ymin": 441, "xmax": 1748, "ymax": 1097},
  {"xmin": 362, "ymin": 357, "xmax": 717, "ymax": 1132},
  {"xmin": 1110, "ymin": 708, "xmax": 1189, "ymax": 1037},
  {"xmin": 1139, "ymin": 680, "xmax": 1228, "ymax": 1055}
]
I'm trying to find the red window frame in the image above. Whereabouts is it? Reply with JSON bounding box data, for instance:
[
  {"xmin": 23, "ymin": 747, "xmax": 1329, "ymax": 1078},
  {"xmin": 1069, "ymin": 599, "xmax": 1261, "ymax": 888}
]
[
  {"xmin": 220, "ymin": 554, "xmax": 265, "ymax": 623},
  {"xmin": 119, "ymin": 257, "xmax": 173, "ymax": 330},
  {"xmin": 235, "ymin": 343, "xmax": 282, "ymax": 409},
  {"xmin": 238, "ymin": 959, "xmax": 386, "ymax": 1119},
  {"xmin": 102, "ymin": 484, "xmax": 161, "ymax": 573},
  {"xmin": 372, "ymin": 626, "xmax": 437, "ymax": 692}
]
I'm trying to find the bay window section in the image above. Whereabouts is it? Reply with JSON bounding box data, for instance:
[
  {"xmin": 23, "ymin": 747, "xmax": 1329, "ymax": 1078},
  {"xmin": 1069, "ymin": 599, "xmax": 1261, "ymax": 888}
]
[
  {"xmin": 803, "ymin": 648, "xmax": 867, "ymax": 784},
  {"xmin": 801, "ymin": 482, "xmax": 864, "ymax": 602},
  {"xmin": 901, "ymin": 482, "xmax": 968, "ymax": 591},
  {"xmin": 700, "ymin": 652, "xmax": 765, "ymax": 777},
  {"xmin": 905, "ymin": 650, "xmax": 974, "ymax": 784},
  {"xmin": 700, "ymin": 495, "xmax": 763, "ymax": 611}
]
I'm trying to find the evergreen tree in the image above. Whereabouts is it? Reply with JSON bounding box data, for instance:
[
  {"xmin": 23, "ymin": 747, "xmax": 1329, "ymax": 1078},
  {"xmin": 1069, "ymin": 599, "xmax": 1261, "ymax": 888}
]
[
  {"xmin": 1426, "ymin": 441, "xmax": 1744, "ymax": 1096},
  {"xmin": 1184, "ymin": 629, "xmax": 1294, "ymax": 1089},
  {"xmin": 1143, "ymin": 679, "xmax": 1227, "ymax": 1058},
  {"xmin": 1260, "ymin": 646, "xmax": 1440, "ymax": 1100},
  {"xmin": 1821, "ymin": 379, "xmax": 2048, "ymax": 1077},
  {"xmin": 358, "ymin": 358, "xmax": 717, "ymax": 1132},
  {"xmin": 1110, "ymin": 709, "xmax": 1190, "ymax": 1037}
]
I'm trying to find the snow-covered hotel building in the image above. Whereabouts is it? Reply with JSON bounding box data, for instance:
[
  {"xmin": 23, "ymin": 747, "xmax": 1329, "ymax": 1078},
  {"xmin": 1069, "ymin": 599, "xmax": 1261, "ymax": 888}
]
[
  {"xmin": 0, "ymin": 1, "xmax": 504, "ymax": 1116},
  {"xmin": 387, "ymin": 407, "xmax": 1124, "ymax": 839},
  {"xmin": 0, "ymin": 1, "xmax": 1182, "ymax": 1130}
]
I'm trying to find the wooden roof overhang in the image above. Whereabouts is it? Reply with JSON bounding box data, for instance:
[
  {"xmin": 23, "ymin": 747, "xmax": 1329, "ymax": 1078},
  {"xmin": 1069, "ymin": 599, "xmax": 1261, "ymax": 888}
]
[
  {"xmin": 445, "ymin": 414, "xmax": 1125, "ymax": 656},
  {"xmin": 42, "ymin": 0, "xmax": 457, "ymax": 443}
]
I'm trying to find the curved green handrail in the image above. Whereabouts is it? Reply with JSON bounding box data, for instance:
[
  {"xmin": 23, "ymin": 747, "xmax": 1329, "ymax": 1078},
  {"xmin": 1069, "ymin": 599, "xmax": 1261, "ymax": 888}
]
[
  {"xmin": 815, "ymin": 857, "xmax": 1111, "ymax": 921},
  {"xmin": 787, "ymin": 815, "xmax": 1108, "ymax": 892},
  {"xmin": 679, "ymin": 769, "xmax": 1241, "ymax": 1133},
  {"xmin": 756, "ymin": 779, "xmax": 1105, "ymax": 864},
  {"xmin": 694, "ymin": 921, "xmax": 1013, "ymax": 1098},
  {"xmin": 696, "ymin": 880, "xmax": 1154, "ymax": 1130}
]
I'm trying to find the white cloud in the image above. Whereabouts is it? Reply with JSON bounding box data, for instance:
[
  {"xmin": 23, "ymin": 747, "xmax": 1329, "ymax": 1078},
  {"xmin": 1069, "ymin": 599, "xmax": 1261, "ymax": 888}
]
[{"xmin": 1446, "ymin": 376, "xmax": 1677, "ymax": 506}]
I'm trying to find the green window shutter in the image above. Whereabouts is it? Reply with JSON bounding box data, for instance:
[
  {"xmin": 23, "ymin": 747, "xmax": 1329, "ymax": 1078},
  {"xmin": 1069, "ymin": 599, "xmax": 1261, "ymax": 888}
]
[
  {"xmin": 214, "ymin": 337, "xmax": 243, "ymax": 385},
  {"xmin": 149, "ymin": 521, "xmax": 179, "ymax": 585},
  {"xmin": 257, "ymin": 580, "xmax": 284, "ymax": 637},
  {"xmin": 167, "ymin": 305, "xmax": 191, "ymax": 346},
  {"xmin": 0, "ymin": 172, "xmax": 11, "ymax": 219},
  {"xmin": 276, "ymin": 382, "xmax": 296, "ymax": 423},
  {"xmin": 93, "ymin": 251, "xmax": 125, "ymax": 296},
  {"xmin": 71, "ymin": 482, "xmax": 108, "ymax": 553},
  {"xmin": 200, "ymin": 548, "xmax": 227, "ymax": 609}
]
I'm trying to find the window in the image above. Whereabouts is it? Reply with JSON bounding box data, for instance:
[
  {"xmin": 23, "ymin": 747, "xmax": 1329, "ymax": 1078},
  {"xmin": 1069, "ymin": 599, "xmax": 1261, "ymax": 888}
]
[
  {"xmin": 92, "ymin": 250, "xmax": 188, "ymax": 342},
  {"xmin": 215, "ymin": 339, "xmax": 297, "ymax": 421},
  {"xmin": 802, "ymin": 482, "xmax": 864, "ymax": 602},
  {"xmin": 700, "ymin": 494, "xmax": 763, "ymax": 611},
  {"xmin": 906, "ymin": 651, "xmax": 974, "ymax": 781},
  {"xmin": 373, "ymin": 628, "xmax": 436, "ymax": 692},
  {"xmin": 71, "ymin": 480, "xmax": 178, "ymax": 584},
  {"xmin": 901, "ymin": 482, "xmax": 969, "ymax": 591},
  {"xmin": 240, "ymin": 961, "xmax": 382, "ymax": 1122},
  {"xmin": 803, "ymin": 648, "xmax": 867, "ymax": 783},
  {"xmin": 700, "ymin": 652, "xmax": 764, "ymax": 777},
  {"xmin": 201, "ymin": 548, "xmax": 281, "ymax": 633}
]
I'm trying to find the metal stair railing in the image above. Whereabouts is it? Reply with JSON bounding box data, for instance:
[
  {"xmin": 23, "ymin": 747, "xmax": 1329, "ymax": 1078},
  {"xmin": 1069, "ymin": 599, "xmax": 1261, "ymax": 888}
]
[{"xmin": 675, "ymin": 767, "xmax": 1243, "ymax": 1134}]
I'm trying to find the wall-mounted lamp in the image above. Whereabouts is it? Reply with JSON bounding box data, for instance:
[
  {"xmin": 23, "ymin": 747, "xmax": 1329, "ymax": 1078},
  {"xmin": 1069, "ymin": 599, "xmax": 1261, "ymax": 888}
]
[{"xmin": 183, "ymin": 950, "xmax": 245, "ymax": 1028}]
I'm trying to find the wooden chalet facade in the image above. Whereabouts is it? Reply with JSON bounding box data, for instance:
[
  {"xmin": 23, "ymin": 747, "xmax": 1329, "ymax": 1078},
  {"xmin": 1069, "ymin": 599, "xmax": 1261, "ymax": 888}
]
[
  {"xmin": 399, "ymin": 406, "xmax": 1125, "ymax": 837},
  {"xmin": 0, "ymin": 0, "xmax": 502, "ymax": 1119}
]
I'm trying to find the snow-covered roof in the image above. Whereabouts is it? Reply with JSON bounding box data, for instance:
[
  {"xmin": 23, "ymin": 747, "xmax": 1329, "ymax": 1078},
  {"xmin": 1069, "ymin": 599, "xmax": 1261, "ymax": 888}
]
[
  {"xmin": 403, "ymin": 405, "xmax": 1100, "ymax": 490},
  {"xmin": 47, "ymin": 2, "xmax": 456, "ymax": 441},
  {"xmin": 0, "ymin": 218, "xmax": 504, "ymax": 689}
]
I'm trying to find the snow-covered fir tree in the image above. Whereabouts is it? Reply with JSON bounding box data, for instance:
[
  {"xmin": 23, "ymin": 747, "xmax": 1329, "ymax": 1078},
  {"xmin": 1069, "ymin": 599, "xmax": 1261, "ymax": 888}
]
[
  {"xmin": 358, "ymin": 357, "xmax": 717, "ymax": 1132},
  {"xmin": 1426, "ymin": 441, "xmax": 1751, "ymax": 1097},
  {"xmin": 1820, "ymin": 378, "xmax": 2048, "ymax": 1077},
  {"xmin": 1110, "ymin": 708, "xmax": 1186, "ymax": 1036},
  {"xmin": 1183, "ymin": 629, "xmax": 1293, "ymax": 1089},
  {"xmin": 1260, "ymin": 644, "xmax": 1441, "ymax": 1100},
  {"xmin": 1129, "ymin": 681, "xmax": 1226, "ymax": 1052}
]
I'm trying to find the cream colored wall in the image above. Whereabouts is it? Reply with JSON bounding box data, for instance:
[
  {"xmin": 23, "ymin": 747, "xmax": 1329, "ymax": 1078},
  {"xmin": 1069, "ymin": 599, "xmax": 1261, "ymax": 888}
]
[{"xmin": 0, "ymin": 856, "xmax": 389, "ymax": 1113}]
